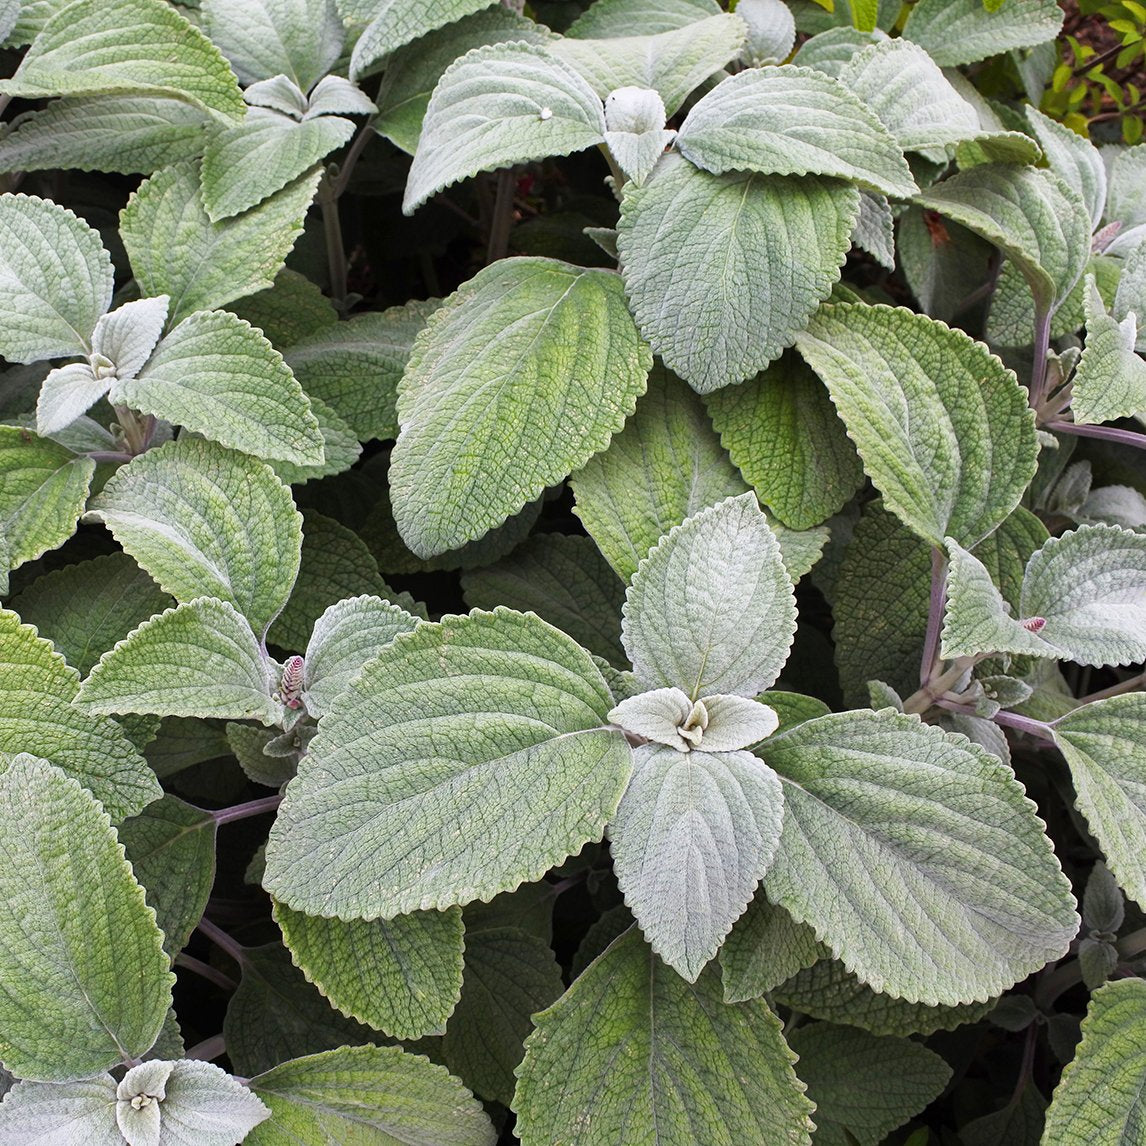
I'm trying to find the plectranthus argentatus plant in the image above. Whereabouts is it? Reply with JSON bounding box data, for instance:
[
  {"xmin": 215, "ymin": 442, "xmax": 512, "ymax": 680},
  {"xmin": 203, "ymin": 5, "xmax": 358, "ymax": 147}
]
[{"xmin": 0, "ymin": 0, "xmax": 1145, "ymax": 1141}]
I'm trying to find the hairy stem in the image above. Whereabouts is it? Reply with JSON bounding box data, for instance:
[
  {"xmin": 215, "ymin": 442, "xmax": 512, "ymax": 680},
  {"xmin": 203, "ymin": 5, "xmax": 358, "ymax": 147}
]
[
  {"xmin": 211, "ymin": 794, "xmax": 284, "ymax": 826},
  {"xmin": 318, "ymin": 175, "xmax": 349, "ymax": 314},
  {"xmin": 486, "ymin": 167, "xmax": 517, "ymax": 264},
  {"xmin": 185, "ymin": 1034, "xmax": 227, "ymax": 1062},
  {"xmin": 1044, "ymin": 419, "xmax": 1146, "ymax": 451},
  {"xmin": 919, "ymin": 547, "xmax": 948, "ymax": 685},
  {"xmin": 175, "ymin": 953, "xmax": 237, "ymax": 993},
  {"xmin": 1029, "ymin": 305, "xmax": 1053, "ymax": 412},
  {"xmin": 197, "ymin": 918, "xmax": 247, "ymax": 968},
  {"xmin": 937, "ymin": 699, "xmax": 1058, "ymax": 741},
  {"xmin": 902, "ymin": 659, "xmax": 977, "ymax": 716},
  {"xmin": 596, "ymin": 142, "xmax": 627, "ymax": 199}
]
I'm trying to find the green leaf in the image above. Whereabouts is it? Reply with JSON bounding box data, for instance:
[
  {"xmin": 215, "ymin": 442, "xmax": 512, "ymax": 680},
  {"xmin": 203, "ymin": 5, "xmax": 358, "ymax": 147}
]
[
  {"xmin": 0, "ymin": 0, "xmax": 244, "ymax": 119},
  {"xmin": 283, "ymin": 299, "xmax": 439, "ymax": 441},
  {"xmin": 795, "ymin": 302, "xmax": 1038, "ymax": 548},
  {"xmin": 0, "ymin": 1075, "xmax": 121, "ymax": 1144},
  {"xmin": 402, "ymin": 42, "xmax": 606, "ymax": 216},
  {"xmin": 86, "ymin": 437, "xmax": 303, "ymax": 635},
  {"xmin": 231, "ymin": 268, "xmax": 338, "ymax": 350},
  {"xmin": 120, "ymin": 159, "xmax": 322, "ymax": 327},
  {"xmin": 390, "ymin": 256, "xmax": 650, "ymax": 557},
  {"xmin": 268, "ymin": 396, "xmax": 360, "ymax": 488},
  {"xmin": 461, "ymin": 533, "xmax": 626, "ymax": 665},
  {"xmin": 852, "ymin": 190, "xmax": 896, "ymax": 268},
  {"xmin": 773, "ymin": 957, "xmax": 994, "ymax": 1035},
  {"xmin": 0, "ymin": 193, "xmax": 113, "ymax": 362},
  {"xmin": 77, "ymin": 597, "xmax": 280, "ymax": 723},
  {"xmin": 300, "ymin": 593, "xmax": 421, "ymax": 718},
  {"xmin": 719, "ymin": 894, "xmax": 824, "ymax": 1001},
  {"xmin": 0, "ymin": 609, "xmax": 160, "ymax": 821},
  {"xmin": 0, "ymin": 755, "xmax": 172, "ymax": 1081},
  {"xmin": 350, "ymin": 0, "xmax": 498, "ymax": 80},
  {"xmin": 247, "ymin": 1044, "xmax": 496, "ymax": 1146},
  {"xmin": 914, "ymin": 163, "xmax": 1092, "ymax": 314},
  {"xmin": 566, "ymin": 0, "xmax": 721, "ymax": 38},
  {"xmin": 706, "ymin": 352, "xmax": 864, "ymax": 531},
  {"xmin": 837, "ymin": 40, "xmax": 980, "ymax": 151},
  {"xmin": 761, "ymin": 709, "xmax": 1079, "ymax": 1004},
  {"xmin": 1055, "ymin": 695, "xmax": 1146, "ymax": 911},
  {"xmin": 618, "ymin": 156, "xmax": 858, "ymax": 392},
  {"xmin": 675, "ymin": 64, "xmax": 916, "ymax": 199},
  {"xmin": 1114, "ymin": 240, "xmax": 1146, "ymax": 353},
  {"xmin": 201, "ymin": 0, "xmax": 345, "ymax": 91},
  {"xmin": 119, "ymin": 795, "xmax": 217, "ymax": 960},
  {"xmin": 609, "ymin": 744, "xmax": 784, "ymax": 980},
  {"xmin": 263, "ymin": 609, "xmax": 632, "ymax": 919},
  {"xmin": 548, "ymin": 14, "xmax": 747, "ymax": 116},
  {"xmin": 273, "ymin": 900, "xmax": 463, "ymax": 1040},
  {"xmin": 513, "ymin": 927, "xmax": 815, "ymax": 1145},
  {"xmin": 571, "ymin": 363, "xmax": 750, "ymax": 581},
  {"xmin": 1043, "ymin": 978, "xmax": 1146, "ymax": 1145},
  {"xmin": 787, "ymin": 1022, "xmax": 951, "ymax": 1146},
  {"xmin": 113, "ymin": 310, "xmax": 325, "ymax": 465},
  {"xmin": 1025, "ymin": 106, "xmax": 1106, "ymax": 230},
  {"xmin": 1073, "ymin": 276, "xmax": 1146, "ymax": 425},
  {"xmin": 902, "ymin": 0, "xmax": 1064, "ymax": 67},
  {"xmin": 0, "ymin": 426, "xmax": 95, "ymax": 577},
  {"xmin": 0, "ymin": 95, "xmax": 209, "ymax": 176}
]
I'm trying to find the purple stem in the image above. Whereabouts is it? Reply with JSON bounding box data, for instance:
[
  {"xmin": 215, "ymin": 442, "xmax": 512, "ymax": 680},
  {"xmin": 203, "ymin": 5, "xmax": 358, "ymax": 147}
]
[
  {"xmin": 211, "ymin": 794, "xmax": 283, "ymax": 826},
  {"xmin": 175, "ymin": 953, "xmax": 236, "ymax": 992},
  {"xmin": 937, "ymin": 699, "xmax": 1056, "ymax": 741},
  {"xmin": 1029, "ymin": 305, "xmax": 1053, "ymax": 410},
  {"xmin": 197, "ymin": 918, "xmax": 247, "ymax": 968},
  {"xmin": 919, "ymin": 547, "xmax": 948, "ymax": 686},
  {"xmin": 1045, "ymin": 420, "xmax": 1146, "ymax": 451},
  {"xmin": 185, "ymin": 1034, "xmax": 227, "ymax": 1062},
  {"xmin": 85, "ymin": 451, "xmax": 134, "ymax": 464}
]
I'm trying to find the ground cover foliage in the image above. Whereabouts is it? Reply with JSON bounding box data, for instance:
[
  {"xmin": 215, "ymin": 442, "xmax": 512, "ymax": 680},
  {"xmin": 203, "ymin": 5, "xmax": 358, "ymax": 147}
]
[{"xmin": 0, "ymin": 0, "xmax": 1144, "ymax": 1141}]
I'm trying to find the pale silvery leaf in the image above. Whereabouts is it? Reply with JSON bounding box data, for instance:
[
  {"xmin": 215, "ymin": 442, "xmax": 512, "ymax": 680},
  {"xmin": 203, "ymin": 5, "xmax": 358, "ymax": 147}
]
[
  {"xmin": 851, "ymin": 191, "xmax": 896, "ymax": 269},
  {"xmin": 0, "ymin": 0, "xmax": 245, "ymax": 119},
  {"xmin": 837, "ymin": 40, "xmax": 979, "ymax": 152},
  {"xmin": 1072, "ymin": 276, "xmax": 1146, "ymax": 426},
  {"xmin": 675, "ymin": 64, "xmax": 916, "ymax": 199},
  {"xmin": 565, "ymin": 0, "xmax": 723, "ymax": 38},
  {"xmin": 243, "ymin": 74, "xmax": 309, "ymax": 118},
  {"xmin": 513, "ymin": 928, "xmax": 814, "ymax": 1145},
  {"xmin": 1055, "ymin": 695, "xmax": 1146, "ymax": 911},
  {"xmin": 622, "ymin": 493, "xmax": 797, "ymax": 697},
  {"xmin": 609, "ymin": 744, "xmax": 784, "ymax": 980},
  {"xmin": 305, "ymin": 74, "xmax": 377, "ymax": 119},
  {"xmin": 0, "ymin": 1076, "xmax": 121, "ymax": 1144},
  {"xmin": 0, "ymin": 756, "xmax": 173, "ymax": 1082},
  {"xmin": 1043, "ymin": 979, "xmax": 1146, "ymax": 1145},
  {"xmin": 548, "ymin": 15, "xmax": 746, "ymax": 116},
  {"xmin": 201, "ymin": 0, "xmax": 344, "ymax": 91},
  {"xmin": 617, "ymin": 156, "xmax": 858, "ymax": 392},
  {"xmin": 795, "ymin": 303, "xmax": 1037, "ymax": 548},
  {"xmin": 301, "ymin": 594, "xmax": 421, "ymax": 717},
  {"xmin": 611, "ymin": 690, "xmax": 780, "ymax": 753},
  {"xmin": 603, "ymin": 86, "xmax": 673, "ymax": 186},
  {"xmin": 1025, "ymin": 105, "xmax": 1106, "ymax": 231},
  {"xmin": 91, "ymin": 295, "xmax": 170, "ymax": 379},
  {"xmin": 268, "ymin": 395, "xmax": 360, "ymax": 488},
  {"xmin": 116, "ymin": 1059, "xmax": 170, "ymax": 1146},
  {"xmin": 86, "ymin": 437, "xmax": 303, "ymax": 634},
  {"xmin": 402, "ymin": 42, "xmax": 606, "ymax": 216},
  {"xmin": 0, "ymin": 193, "xmax": 114, "ymax": 362},
  {"xmin": 762, "ymin": 710, "xmax": 1079, "ymax": 1005},
  {"xmin": 792, "ymin": 26, "xmax": 886, "ymax": 78},
  {"xmin": 608, "ymin": 686, "xmax": 698, "ymax": 751},
  {"xmin": 113, "ymin": 310, "xmax": 326, "ymax": 466},
  {"xmin": 914, "ymin": 164, "xmax": 1092, "ymax": 314},
  {"xmin": 263, "ymin": 609, "xmax": 632, "ymax": 919},
  {"xmin": 77, "ymin": 598, "xmax": 280, "ymax": 724},
  {"xmin": 700, "ymin": 694, "xmax": 780, "ymax": 750},
  {"xmin": 1113, "ymin": 240, "xmax": 1146, "ymax": 352},
  {"xmin": 390, "ymin": 257, "xmax": 650, "ymax": 557},
  {"xmin": 1106, "ymin": 146, "xmax": 1146, "ymax": 229},
  {"xmin": 35, "ymin": 361, "xmax": 108, "ymax": 436},
  {"xmin": 738, "ymin": 0, "xmax": 796, "ymax": 65},
  {"xmin": 350, "ymin": 0, "xmax": 498, "ymax": 79},
  {"xmin": 1082, "ymin": 484, "xmax": 1146, "ymax": 530},
  {"xmin": 901, "ymin": 0, "xmax": 1064, "ymax": 67}
]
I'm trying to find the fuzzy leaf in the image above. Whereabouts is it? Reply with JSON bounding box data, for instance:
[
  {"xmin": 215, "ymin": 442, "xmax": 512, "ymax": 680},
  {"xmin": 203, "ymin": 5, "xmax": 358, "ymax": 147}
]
[
  {"xmin": 0, "ymin": 1076, "xmax": 120, "ymax": 1145},
  {"xmin": 719, "ymin": 895, "xmax": 825, "ymax": 1002},
  {"xmin": 120, "ymin": 159, "xmax": 321, "ymax": 326},
  {"xmin": 0, "ymin": 756, "xmax": 172, "ymax": 1081},
  {"xmin": 114, "ymin": 310, "xmax": 325, "ymax": 465},
  {"xmin": 0, "ymin": 0, "xmax": 244, "ymax": 119},
  {"xmin": 1025, "ymin": 106, "xmax": 1106, "ymax": 230},
  {"xmin": 77, "ymin": 598, "xmax": 279, "ymax": 724},
  {"xmin": 0, "ymin": 609, "xmax": 160, "ymax": 821},
  {"xmin": 247, "ymin": 1044, "xmax": 496, "ymax": 1145},
  {"xmin": 761, "ymin": 709, "xmax": 1079, "ymax": 1004},
  {"xmin": 623, "ymin": 493, "xmax": 797, "ymax": 698},
  {"xmin": 263, "ymin": 609, "xmax": 632, "ymax": 919},
  {"xmin": 608, "ymin": 686, "xmax": 699, "ymax": 751},
  {"xmin": 565, "ymin": 0, "xmax": 721, "ymax": 38},
  {"xmin": 1055, "ymin": 695, "xmax": 1146, "ymax": 912},
  {"xmin": 902, "ymin": 0, "xmax": 1064, "ymax": 67},
  {"xmin": 390, "ymin": 256, "xmax": 650, "ymax": 557},
  {"xmin": 796, "ymin": 303, "xmax": 1037, "ymax": 547},
  {"xmin": 1113, "ymin": 240, "xmax": 1146, "ymax": 352},
  {"xmin": 675, "ymin": 64, "xmax": 915, "ymax": 198},
  {"xmin": 571, "ymin": 363, "xmax": 749, "ymax": 581},
  {"xmin": 1072, "ymin": 276, "xmax": 1146, "ymax": 426},
  {"xmin": 402, "ymin": 42, "xmax": 605, "ymax": 215},
  {"xmin": 513, "ymin": 927, "xmax": 814, "ymax": 1145},
  {"xmin": 350, "ymin": 0, "xmax": 498, "ymax": 80},
  {"xmin": 0, "ymin": 193, "xmax": 113, "ymax": 362},
  {"xmin": 268, "ymin": 396, "xmax": 360, "ymax": 488},
  {"xmin": 609, "ymin": 744, "xmax": 784, "ymax": 980},
  {"xmin": 1043, "ymin": 979, "xmax": 1146, "ymax": 1145},
  {"xmin": 86, "ymin": 437, "xmax": 302, "ymax": 634},
  {"xmin": 739, "ymin": 0, "xmax": 797, "ymax": 64},
  {"xmin": 273, "ymin": 900, "xmax": 463, "ymax": 1040},
  {"xmin": 914, "ymin": 164, "xmax": 1091, "ymax": 314},
  {"xmin": 618, "ymin": 156, "xmax": 858, "ymax": 392},
  {"xmin": 231, "ymin": 267, "xmax": 337, "ymax": 349},
  {"xmin": 34, "ymin": 362, "xmax": 108, "ymax": 435}
]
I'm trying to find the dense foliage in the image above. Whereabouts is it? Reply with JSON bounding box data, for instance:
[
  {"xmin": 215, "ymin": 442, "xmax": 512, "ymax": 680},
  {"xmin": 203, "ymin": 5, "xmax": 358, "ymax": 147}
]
[{"xmin": 0, "ymin": 0, "xmax": 1144, "ymax": 1142}]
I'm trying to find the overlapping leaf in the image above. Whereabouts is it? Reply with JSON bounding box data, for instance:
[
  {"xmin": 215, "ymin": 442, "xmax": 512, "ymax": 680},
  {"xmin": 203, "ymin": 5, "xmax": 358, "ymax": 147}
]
[
  {"xmin": 1072, "ymin": 276, "xmax": 1146, "ymax": 425},
  {"xmin": 901, "ymin": 0, "xmax": 1064, "ymax": 67},
  {"xmin": 350, "ymin": 0, "xmax": 499, "ymax": 80}
]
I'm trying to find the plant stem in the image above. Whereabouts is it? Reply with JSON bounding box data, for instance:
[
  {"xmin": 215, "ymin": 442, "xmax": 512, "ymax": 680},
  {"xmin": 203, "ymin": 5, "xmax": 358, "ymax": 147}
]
[
  {"xmin": 197, "ymin": 918, "xmax": 247, "ymax": 968},
  {"xmin": 902, "ymin": 660, "xmax": 975, "ymax": 715},
  {"xmin": 331, "ymin": 119, "xmax": 376, "ymax": 199},
  {"xmin": 1029, "ymin": 305, "xmax": 1053, "ymax": 412},
  {"xmin": 936, "ymin": 699, "xmax": 1058, "ymax": 741},
  {"xmin": 175, "ymin": 953, "xmax": 236, "ymax": 992},
  {"xmin": 1044, "ymin": 420, "xmax": 1146, "ymax": 451},
  {"xmin": 318, "ymin": 174, "xmax": 349, "ymax": 314},
  {"xmin": 486, "ymin": 167, "xmax": 517, "ymax": 264},
  {"xmin": 1072, "ymin": 40, "xmax": 1132, "ymax": 78},
  {"xmin": 211, "ymin": 794, "xmax": 283, "ymax": 826},
  {"xmin": 185, "ymin": 1034, "xmax": 227, "ymax": 1062},
  {"xmin": 596, "ymin": 142, "xmax": 627, "ymax": 198},
  {"xmin": 85, "ymin": 451, "xmax": 134, "ymax": 464},
  {"xmin": 919, "ymin": 547, "xmax": 948, "ymax": 686},
  {"xmin": 1078, "ymin": 671, "xmax": 1146, "ymax": 704}
]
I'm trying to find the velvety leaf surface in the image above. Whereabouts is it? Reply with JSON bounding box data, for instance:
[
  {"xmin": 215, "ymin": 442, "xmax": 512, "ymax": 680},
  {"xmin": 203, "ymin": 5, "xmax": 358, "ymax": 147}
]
[
  {"xmin": 901, "ymin": 0, "xmax": 1064, "ymax": 67},
  {"xmin": 1072, "ymin": 276, "xmax": 1146, "ymax": 426},
  {"xmin": 565, "ymin": 0, "xmax": 721, "ymax": 37},
  {"xmin": 719, "ymin": 894, "xmax": 824, "ymax": 1002},
  {"xmin": 350, "ymin": 0, "xmax": 498, "ymax": 80},
  {"xmin": 1025, "ymin": 105, "xmax": 1106, "ymax": 230},
  {"xmin": 0, "ymin": 1075, "xmax": 120, "ymax": 1144}
]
